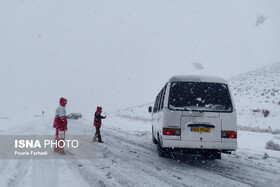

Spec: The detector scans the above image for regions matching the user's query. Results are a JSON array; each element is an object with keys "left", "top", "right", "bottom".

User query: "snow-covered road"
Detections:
[{"left": 0, "top": 112, "right": 280, "bottom": 187}]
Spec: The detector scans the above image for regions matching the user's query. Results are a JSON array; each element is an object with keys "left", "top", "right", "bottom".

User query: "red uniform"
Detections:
[
  {"left": 53, "top": 97, "right": 68, "bottom": 152},
  {"left": 92, "top": 107, "right": 106, "bottom": 142},
  {"left": 94, "top": 107, "right": 104, "bottom": 126}
]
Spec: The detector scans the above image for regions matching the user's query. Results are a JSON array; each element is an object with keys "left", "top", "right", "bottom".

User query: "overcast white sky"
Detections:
[{"left": 0, "top": 0, "right": 280, "bottom": 117}]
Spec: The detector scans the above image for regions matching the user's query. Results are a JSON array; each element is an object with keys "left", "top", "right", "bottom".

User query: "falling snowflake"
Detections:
[
  {"left": 255, "top": 14, "right": 266, "bottom": 26},
  {"left": 192, "top": 62, "right": 204, "bottom": 70}
]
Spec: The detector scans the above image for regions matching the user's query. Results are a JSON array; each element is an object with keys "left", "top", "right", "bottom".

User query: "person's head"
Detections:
[
  {"left": 97, "top": 106, "right": 102, "bottom": 113},
  {"left": 60, "top": 97, "right": 67, "bottom": 107}
]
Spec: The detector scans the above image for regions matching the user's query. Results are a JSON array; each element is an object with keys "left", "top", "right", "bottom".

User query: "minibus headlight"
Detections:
[
  {"left": 221, "top": 131, "right": 237, "bottom": 138},
  {"left": 163, "top": 128, "right": 181, "bottom": 136}
]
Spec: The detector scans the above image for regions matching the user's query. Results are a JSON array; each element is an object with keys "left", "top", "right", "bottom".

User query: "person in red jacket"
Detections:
[
  {"left": 53, "top": 97, "right": 68, "bottom": 153},
  {"left": 92, "top": 106, "right": 106, "bottom": 143}
]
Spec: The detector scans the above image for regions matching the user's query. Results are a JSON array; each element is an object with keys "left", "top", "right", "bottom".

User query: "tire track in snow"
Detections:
[
  {"left": 103, "top": 125, "right": 279, "bottom": 186},
  {"left": 101, "top": 131, "right": 246, "bottom": 187},
  {"left": 79, "top": 124, "right": 238, "bottom": 186},
  {"left": 103, "top": 117, "right": 280, "bottom": 186},
  {"left": 32, "top": 160, "right": 58, "bottom": 187},
  {"left": 70, "top": 118, "right": 280, "bottom": 186},
  {"left": 71, "top": 120, "right": 241, "bottom": 186},
  {"left": 69, "top": 123, "right": 180, "bottom": 186},
  {"left": 7, "top": 159, "right": 29, "bottom": 187},
  {"left": 0, "top": 160, "right": 9, "bottom": 175},
  {"left": 98, "top": 142, "right": 191, "bottom": 187},
  {"left": 59, "top": 133, "right": 126, "bottom": 187},
  {"left": 64, "top": 134, "right": 142, "bottom": 187},
  {"left": 66, "top": 154, "right": 119, "bottom": 187}
]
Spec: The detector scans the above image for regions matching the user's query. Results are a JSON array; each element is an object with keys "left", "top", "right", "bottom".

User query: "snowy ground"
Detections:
[{"left": 0, "top": 107, "right": 280, "bottom": 187}]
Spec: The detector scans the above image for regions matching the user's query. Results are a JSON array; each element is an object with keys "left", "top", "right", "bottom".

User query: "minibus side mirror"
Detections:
[{"left": 148, "top": 106, "right": 153, "bottom": 113}]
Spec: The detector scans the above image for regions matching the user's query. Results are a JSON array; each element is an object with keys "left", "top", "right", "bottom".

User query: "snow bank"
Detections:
[{"left": 266, "top": 140, "right": 280, "bottom": 151}]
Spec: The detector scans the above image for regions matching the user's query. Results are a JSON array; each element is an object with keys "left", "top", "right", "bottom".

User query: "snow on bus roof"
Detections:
[{"left": 168, "top": 75, "right": 228, "bottom": 84}]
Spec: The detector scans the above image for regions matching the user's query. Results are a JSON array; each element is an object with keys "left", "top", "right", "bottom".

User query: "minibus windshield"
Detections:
[{"left": 169, "top": 82, "right": 233, "bottom": 112}]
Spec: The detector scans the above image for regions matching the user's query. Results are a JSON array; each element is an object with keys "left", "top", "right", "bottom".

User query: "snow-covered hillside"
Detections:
[
  {"left": 229, "top": 62, "right": 280, "bottom": 131},
  {"left": 114, "top": 103, "right": 152, "bottom": 122}
]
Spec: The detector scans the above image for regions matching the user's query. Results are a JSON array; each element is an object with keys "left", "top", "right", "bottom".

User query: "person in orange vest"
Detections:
[
  {"left": 53, "top": 97, "right": 68, "bottom": 153},
  {"left": 92, "top": 106, "right": 106, "bottom": 143}
]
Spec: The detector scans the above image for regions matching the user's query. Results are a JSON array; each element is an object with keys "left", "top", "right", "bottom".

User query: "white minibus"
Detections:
[{"left": 149, "top": 75, "right": 237, "bottom": 159}]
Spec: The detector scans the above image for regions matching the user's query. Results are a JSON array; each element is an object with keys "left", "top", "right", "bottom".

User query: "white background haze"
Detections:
[{"left": 1, "top": 0, "right": 280, "bottom": 117}]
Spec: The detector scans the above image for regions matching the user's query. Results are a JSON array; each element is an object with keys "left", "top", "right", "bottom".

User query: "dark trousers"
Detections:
[{"left": 95, "top": 125, "right": 102, "bottom": 141}]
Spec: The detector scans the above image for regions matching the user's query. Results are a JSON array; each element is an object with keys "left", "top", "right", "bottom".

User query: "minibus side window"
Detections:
[
  {"left": 157, "top": 91, "right": 163, "bottom": 112},
  {"left": 154, "top": 84, "right": 168, "bottom": 113},
  {"left": 154, "top": 95, "right": 159, "bottom": 112},
  {"left": 159, "top": 85, "right": 167, "bottom": 110},
  {"left": 158, "top": 89, "right": 163, "bottom": 111}
]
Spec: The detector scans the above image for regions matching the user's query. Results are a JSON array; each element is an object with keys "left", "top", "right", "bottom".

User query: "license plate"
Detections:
[{"left": 191, "top": 127, "right": 210, "bottom": 133}]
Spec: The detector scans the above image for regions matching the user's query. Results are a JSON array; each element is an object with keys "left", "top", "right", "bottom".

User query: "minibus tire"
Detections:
[
  {"left": 157, "top": 135, "right": 171, "bottom": 158},
  {"left": 214, "top": 151, "right": 221, "bottom": 159},
  {"left": 152, "top": 126, "right": 158, "bottom": 144},
  {"left": 201, "top": 151, "right": 221, "bottom": 160}
]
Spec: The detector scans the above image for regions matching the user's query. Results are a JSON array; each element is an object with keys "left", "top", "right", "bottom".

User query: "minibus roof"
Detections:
[{"left": 168, "top": 75, "right": 228, "bottom": 84}]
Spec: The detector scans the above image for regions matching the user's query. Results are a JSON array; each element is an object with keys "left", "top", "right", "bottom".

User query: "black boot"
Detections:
[{"left": 98, "top": 140, "right": 104, "bottom": 143}]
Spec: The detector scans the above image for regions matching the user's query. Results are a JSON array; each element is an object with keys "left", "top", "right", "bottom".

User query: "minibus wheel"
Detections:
[
  {"left": 214, "top": 151, "right": 222, "bottom": 159},
  {"left": 157, "top": 135, "right": 171, "bottom": 158},
  {"left": 201, "top": 151, "right": 221, "bottom": 160},
  {"left": 152, "top": 126, "right": 158, "bottom": 144}
]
